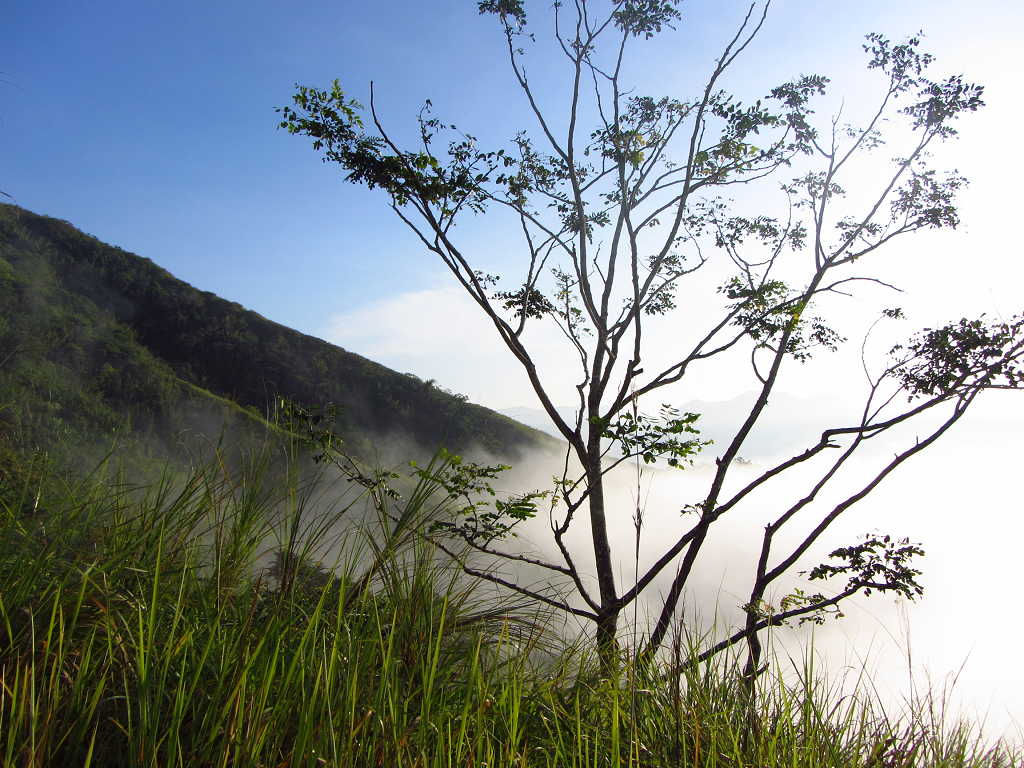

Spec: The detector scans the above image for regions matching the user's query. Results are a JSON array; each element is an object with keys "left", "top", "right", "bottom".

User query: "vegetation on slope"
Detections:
[{"left": 0, "top": 203, "right": 557, "bottom": 470}]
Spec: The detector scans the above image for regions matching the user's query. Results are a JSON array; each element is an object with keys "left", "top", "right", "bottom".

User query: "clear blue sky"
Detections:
[{"left": 4, "top": 0, "right": 1024, "bottom": 730}]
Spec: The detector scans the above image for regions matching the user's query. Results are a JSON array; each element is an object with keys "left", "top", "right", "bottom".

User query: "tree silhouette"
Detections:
[{"left": 281, "top": 0, "right": 1022, "bottom": 670}]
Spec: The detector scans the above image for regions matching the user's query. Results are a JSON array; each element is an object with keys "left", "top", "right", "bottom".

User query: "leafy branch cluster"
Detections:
[
  {"left": 747, "top": 533, "right": 926, "bottom": 630},
  {"left": 806, "top": 534, "right": 925, "bottom": 599},
  {"left": 891, "top": 315, "right": 1024, "bottom": 398},
  {"left": 593, "top": 405, "right": 707, "bottom": 467},
  {"left": 412, "top": 451, "right": 549, "bottom": 544}
]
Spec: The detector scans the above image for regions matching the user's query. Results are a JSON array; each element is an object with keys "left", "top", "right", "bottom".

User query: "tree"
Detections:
[{"left": 279, "top": 0, "right": 1023, "bottom": 670}]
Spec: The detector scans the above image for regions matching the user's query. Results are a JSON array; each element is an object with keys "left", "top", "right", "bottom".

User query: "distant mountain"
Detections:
[
  {"left": 0, "top": 204, "right": 559, "bottom": 463},
  {"left": 496, "top": 405, "right": 580, "bottom": 439},
  {"left": 677, "top": 392, "right": 855, "bottom": 460},
  {"left": 501, "top": 392, "right": 855, "bottom": 461}
]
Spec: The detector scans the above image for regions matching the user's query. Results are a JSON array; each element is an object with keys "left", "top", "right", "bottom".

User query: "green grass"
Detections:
[{"left": 0, "top": 442, "right": 1019, "bottom": 767}]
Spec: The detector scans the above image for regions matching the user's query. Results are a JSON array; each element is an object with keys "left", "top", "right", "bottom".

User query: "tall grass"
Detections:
[{"left": 0, "top": 442, "right": 1018, "bottom": 767}]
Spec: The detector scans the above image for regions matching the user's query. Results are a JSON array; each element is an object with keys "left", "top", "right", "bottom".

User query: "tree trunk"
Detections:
[{"left": 585, "top": 435, "right": 619, "bottom": 665}]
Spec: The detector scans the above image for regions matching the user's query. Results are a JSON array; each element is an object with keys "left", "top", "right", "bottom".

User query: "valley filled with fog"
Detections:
[{"left": 488, "top": 391, "right": 1024, "bottom": 735}]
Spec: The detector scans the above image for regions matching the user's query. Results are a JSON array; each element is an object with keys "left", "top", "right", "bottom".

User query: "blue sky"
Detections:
[
  {"left": 4, "top": 0, "right": 1024, "bottom": 731},
  {"left": 4, "top": 0, "right": 1022, "bottom": 367}
]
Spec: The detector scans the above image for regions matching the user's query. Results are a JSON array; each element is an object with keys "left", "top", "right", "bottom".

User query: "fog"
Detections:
[
  {"left": 474, "top": 391, "right": 1024, "bottom": 739},
  {"left": 322, "top": 272, "right": 1024, "bottom": 738}
]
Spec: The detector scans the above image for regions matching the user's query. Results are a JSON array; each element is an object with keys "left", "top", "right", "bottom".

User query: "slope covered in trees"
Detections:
[{"left": 0, "top": 203, "right": 557, "bottom": 469}]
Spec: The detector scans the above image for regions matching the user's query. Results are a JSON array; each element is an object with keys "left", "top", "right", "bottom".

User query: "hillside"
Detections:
[{"left": 0, "top": 204, "right": 559, "bottom": 466}]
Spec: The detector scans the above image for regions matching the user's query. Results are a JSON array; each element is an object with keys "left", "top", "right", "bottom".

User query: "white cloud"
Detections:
[
  {"left": 319, "top": 285, "right": 583, "bottom": 408},
  {"left": 322, "top": 286, "right": 490, "bottom": 358}
]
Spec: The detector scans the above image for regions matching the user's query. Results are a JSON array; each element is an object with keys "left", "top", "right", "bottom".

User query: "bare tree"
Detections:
[{"left": 279, "top": 0, "right": 1023, "bottom": 667}]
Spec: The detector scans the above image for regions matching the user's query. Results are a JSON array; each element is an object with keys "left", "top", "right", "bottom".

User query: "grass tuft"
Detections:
[{"left": 0, "top": 442, "right": 1019, "bottom": 767}]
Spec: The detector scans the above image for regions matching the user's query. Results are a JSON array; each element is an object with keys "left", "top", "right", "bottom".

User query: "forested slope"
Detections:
[{"left": 0, "top": 204, "right": 557, "bottom": 467}]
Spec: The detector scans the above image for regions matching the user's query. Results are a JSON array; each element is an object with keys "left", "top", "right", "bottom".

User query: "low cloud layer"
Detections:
[{"left": 486, "top": 391, "right": 1024, "bottom": 736}]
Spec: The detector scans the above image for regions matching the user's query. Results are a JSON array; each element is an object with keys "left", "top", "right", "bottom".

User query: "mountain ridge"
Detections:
[{"left": 0, "top": 203, "right": 560, "bottom": 462}]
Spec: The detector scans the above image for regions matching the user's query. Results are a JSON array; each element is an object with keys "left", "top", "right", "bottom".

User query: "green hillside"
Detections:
[{"left": 0, "top": 203, "right": 558, "bottom": 470}]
